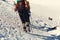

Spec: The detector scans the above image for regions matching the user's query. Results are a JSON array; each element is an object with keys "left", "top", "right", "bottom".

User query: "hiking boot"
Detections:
[
  {"left": 25, "top": 22, "right": 31, "bottom": 32},
  {"left": 23, "top": 27, "right": 27, "bottom": 32},
  {"left": 22, "top": 23, "right": 27, "bottom": 32}
]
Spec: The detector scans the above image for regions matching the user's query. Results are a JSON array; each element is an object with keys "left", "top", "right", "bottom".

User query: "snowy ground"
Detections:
[{"left": 0, "top": 0, "right": 60, "bottom": 40}]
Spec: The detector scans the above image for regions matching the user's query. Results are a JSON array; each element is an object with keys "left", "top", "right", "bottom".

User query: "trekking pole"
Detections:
[
  {"left": 30, "top": 13, "right": 34, "bottom": 33},
  {"left": 30, "top": 13, "right": 33, "bottom": 25}
]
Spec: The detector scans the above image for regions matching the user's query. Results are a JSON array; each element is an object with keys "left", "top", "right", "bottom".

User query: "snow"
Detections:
[{"left": 0, "top": 0, "right": 60, "bottom": 40}]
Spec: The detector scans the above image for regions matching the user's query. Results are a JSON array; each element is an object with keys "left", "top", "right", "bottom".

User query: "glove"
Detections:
[{"left": 14, "top": 5, "right": 17, "bottom": 11}]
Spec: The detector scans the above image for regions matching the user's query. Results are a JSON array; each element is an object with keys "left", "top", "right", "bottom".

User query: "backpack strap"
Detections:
[{"left": 14, "top": 4, "right": 18, "bottom": 11}]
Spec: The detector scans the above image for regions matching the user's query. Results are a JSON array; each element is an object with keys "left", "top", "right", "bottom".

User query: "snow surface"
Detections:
[{"left": 0, "top": 0, "right": 60, "bottom": 40}]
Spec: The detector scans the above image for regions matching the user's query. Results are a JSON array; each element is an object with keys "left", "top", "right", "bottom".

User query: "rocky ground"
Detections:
[{"left": 0, "top": 0, "right": 60, "bottom": 40}]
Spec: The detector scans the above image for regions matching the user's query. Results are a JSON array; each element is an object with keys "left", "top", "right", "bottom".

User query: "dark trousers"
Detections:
[{"left": 18, "top": 12, "right": 30, "bottom": 24}]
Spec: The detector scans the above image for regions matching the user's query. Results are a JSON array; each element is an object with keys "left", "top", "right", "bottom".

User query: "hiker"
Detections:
[{"left": 14, "top": 0, "right": 31, "bottom": 32}]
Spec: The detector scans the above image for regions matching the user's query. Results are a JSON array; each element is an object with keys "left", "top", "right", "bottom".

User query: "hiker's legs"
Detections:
[
  {"left": 18, "top": 12, "right": 30, "bottom": 32},
  {"left": 23, "top": 12, "right": 30, "bottom": 23},
  {"left": 23, "top": 12, "right": 31, "bottom": 32},
  {"left": 19, "top": 13, "right": 28, "bottom": 32}
]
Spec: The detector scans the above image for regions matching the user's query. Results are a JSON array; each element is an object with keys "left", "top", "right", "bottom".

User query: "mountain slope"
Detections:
[{"left": 0, "top": 0, "right": 60, "bottom": 40}]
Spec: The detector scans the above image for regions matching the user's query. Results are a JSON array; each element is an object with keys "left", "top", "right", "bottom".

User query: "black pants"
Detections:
[{"left": 18, "top": 12, "right": 30, "bottom": 24}]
